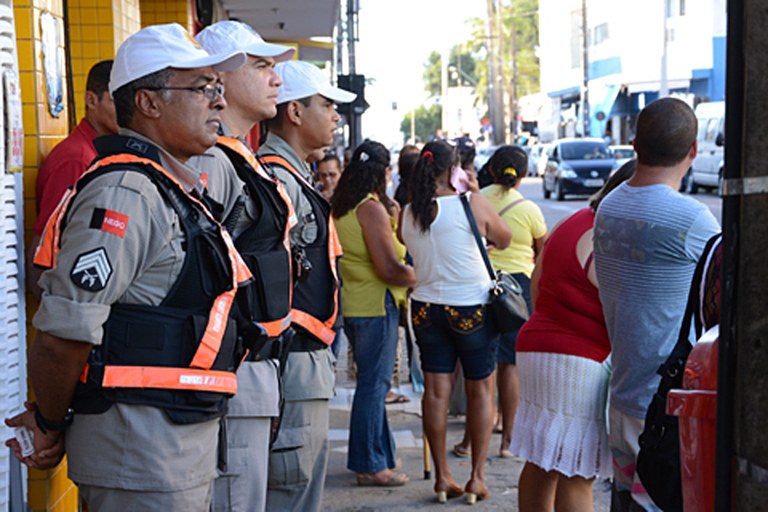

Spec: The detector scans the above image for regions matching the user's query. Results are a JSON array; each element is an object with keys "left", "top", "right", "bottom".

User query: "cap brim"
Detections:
[
  {"left": 244, "top": 41, "right": 296, "bottom": 63},
  {"left": 320, "top": 84, "right": 357, "bottom": 104},
  {"left": 175, "top": 50, "right": 246, "bottom": 73}
]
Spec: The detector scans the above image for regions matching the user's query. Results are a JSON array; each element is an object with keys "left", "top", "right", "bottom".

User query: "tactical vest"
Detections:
[
  {"left": 34, "top": 135, "right": 253, "bottom": 425},
  {"left": 258, "top": 153, "right": 341, "bottom": 347},
  {"left": 216, "top": 137, "right": 294, "bottom": 341}
]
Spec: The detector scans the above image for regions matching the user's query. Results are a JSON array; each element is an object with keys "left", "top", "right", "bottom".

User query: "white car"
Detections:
[{"left": 610, "top": 145, "right": 636, "bottom": 170}]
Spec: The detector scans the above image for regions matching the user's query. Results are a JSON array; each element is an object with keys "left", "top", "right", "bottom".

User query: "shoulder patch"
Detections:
[
  {"left": 70, "top": 248, "right": 112, "bottom": 292},
  {"left": 90, "top": 208, "right": 129, "bottom": 238}
]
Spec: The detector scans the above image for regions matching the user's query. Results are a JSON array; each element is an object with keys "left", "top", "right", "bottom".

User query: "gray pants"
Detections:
[
  {"left": 79, "top": 481, "right": 212, "bottom": 512},
  {"left": 211, "top": 416, "right": 271, "bottom": 512},
  {"left": 266, "top": 398, "right": 329, "bottom": 512}
]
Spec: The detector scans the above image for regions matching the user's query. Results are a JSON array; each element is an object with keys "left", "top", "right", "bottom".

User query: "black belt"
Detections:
[
  {"left": 288, "top": 331, "right": 329, "bottom": 353},
  {"left": 245, "top": 337, "right": 281, "bottom": 362}
]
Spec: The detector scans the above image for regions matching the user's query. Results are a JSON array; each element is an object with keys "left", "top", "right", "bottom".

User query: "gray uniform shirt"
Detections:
[
  {"left": 258, "top": 133, "right": 335, "bottom": 402},
  {"left": 34, "top": 129, "right": 219, "bottom": 491}
]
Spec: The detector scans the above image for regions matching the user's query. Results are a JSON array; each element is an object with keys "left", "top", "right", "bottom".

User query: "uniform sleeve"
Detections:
[
  {"left": 193, "top": 147, "right": 246, "bottom": 228},
  {"left": 33, "top": 172, "right": 176, "bottom": 345},
  {"left": 33, "top": 158, "right": 88, "bottom": 235}
]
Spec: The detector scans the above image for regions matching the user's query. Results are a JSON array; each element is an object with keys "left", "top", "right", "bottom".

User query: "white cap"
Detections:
[
  {"left": 110, "top": 23, "right": 246, "bottom": 94},
  {"left": 276, "top": 60, "right": 356, "bottom": 105},
  {"left": 196, "top": 21, "right": 295, "bottom": 62}
]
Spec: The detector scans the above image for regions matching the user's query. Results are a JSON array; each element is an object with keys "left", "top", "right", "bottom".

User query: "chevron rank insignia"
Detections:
[{"left": 70, "top": 248, "right": 112, "bottom": 292}]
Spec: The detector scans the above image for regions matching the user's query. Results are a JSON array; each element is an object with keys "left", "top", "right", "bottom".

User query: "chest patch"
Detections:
[
  {"left": 70, "top": 248, "right": 112, "bottom": 292},
  {"left": 90, "top": 208, "right": 129, "bottom": 238}
]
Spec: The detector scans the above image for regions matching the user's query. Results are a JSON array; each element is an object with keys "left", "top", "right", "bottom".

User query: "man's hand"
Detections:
[{"left": 5, "top": 401, "right": 66, "bottom": 469}]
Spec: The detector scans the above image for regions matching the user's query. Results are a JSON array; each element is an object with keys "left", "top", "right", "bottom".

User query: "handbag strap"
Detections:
[
  {"left": 498, "top": 198, "right": 527, "bottom": 217},
  {"left": 658, "top": 232, "right": 723, "bottom": 384},
  {"left": 459, "top": 193, "right": 496, "bottom": 281}
]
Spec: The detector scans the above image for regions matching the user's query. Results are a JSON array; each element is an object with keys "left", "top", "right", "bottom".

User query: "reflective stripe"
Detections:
[
  {"left": 290, "top": 309, "right": 335, "bottom": 346},
  {"left": 34, "top": 188, "right": 76, "bottom": 268},
  {"left": 258, "top": 153, "right": 341, "bottom": 344},
  {"left": 102, "top": 366, "right": 237, "bottom": 394},
  {"left": 261, "top": 314, "right": 293, "bottom": 338}
]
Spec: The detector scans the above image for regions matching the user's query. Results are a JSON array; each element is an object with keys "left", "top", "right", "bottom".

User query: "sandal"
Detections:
[
  {"left": 356, "top": 471, "right": 409, "bottom": 487},
  {"left": 385, "top": 392, "right": 410, "bottom": 404},
  {"left": 452, "top": 443, "right": 471, "bottom": 458}
]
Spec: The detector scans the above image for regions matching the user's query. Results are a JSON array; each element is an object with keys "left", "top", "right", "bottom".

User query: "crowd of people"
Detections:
[{"left": 3, "top": 16, "right": 721, "bottom": 512}]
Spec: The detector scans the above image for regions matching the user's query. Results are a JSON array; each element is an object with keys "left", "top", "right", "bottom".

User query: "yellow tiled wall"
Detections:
[
  {"left": 68, "top": 0, "right": 140, "bottom": 119},
  {"left": 140, "top": 0, "right": 191, "bottom": 31},
  {"left": 14, "top": 0, "right": 140, "bottom": 508}
]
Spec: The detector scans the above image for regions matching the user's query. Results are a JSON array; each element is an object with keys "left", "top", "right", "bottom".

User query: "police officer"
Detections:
[
  {"left": 258, "top": 61, "right": 355, "bottom": 512},
  {"left": 192, "top": 21, "right": 296, "bottom": 512},
  {"left": 6, "top": 24, "right": 248, "bottom": 511}
]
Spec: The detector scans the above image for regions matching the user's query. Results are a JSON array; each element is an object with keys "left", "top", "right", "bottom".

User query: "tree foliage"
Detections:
[
  {"left": 422, "top": 48, "right": 480, "bottom": 97},
  {"left": 399, "top": 103, "right": 443, "bottom": 143}
]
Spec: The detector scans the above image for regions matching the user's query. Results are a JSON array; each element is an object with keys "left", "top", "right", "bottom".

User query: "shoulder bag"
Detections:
[
  {"left": 459, "top": 193, "right": 529, "bottom": 333},
  {"left": 636, "top": 232, "right": 722, "bottom": 511}
]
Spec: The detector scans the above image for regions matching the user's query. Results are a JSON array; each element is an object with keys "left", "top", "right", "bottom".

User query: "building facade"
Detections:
[{"left": 537, "top": 0, "right": 726, "bottom": 143}]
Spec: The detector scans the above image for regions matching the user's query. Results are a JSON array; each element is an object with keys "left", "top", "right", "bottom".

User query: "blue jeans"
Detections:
[
  {"left": 497, "top": 273, "right": 532, "bottom": 364},
  {"left": 345, "top": 292, "right": 399, "bottom": 473}
]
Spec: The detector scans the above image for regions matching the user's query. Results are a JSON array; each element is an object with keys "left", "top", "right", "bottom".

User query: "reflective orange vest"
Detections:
[
  {"left": 258, "top": 153, "right": 342, "bottom": 346},
  {"left": 35, "top": 137, "right": 253, "bottom": 423},
  {"left": 216, "top": 136, "right": 296, "bottom": 340}
]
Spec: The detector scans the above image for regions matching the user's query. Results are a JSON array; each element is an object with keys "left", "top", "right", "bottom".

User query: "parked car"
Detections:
[
  {"left": 474, "top": 145, "right": 499, "bottom": 173},
  {"left": 610, "top": 144, "right": 636, "bottom": 170},
  {"left": 527, "top": 143, "right": 550, "bottom": 177},
  {"left": 688, "top": 101, "right": 725, "bottom": 194},
  {"left": 542, "top": 138, "right": 616, "bottom": 201}
]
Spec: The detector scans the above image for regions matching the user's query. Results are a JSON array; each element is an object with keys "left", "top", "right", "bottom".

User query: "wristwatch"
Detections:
[{"left": 35, "top": 407, "right": 74, "bottom": 434}]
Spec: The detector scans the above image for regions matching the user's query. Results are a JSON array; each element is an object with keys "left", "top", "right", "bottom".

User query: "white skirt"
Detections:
[{"left": 510, "top": 351, "right": 612, "bottom": 479}]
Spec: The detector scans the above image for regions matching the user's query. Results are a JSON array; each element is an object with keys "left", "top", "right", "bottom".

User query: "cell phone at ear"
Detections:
[{"left": 451, "top": 166, "right": 469, "bottom": 193}]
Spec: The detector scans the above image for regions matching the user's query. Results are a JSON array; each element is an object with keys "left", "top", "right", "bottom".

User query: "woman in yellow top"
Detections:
[
  {"left": 483, "top": 145, "right": 547, "bottom": 457},
  {"left": 331, "top": 140, "right": 417, "bottom": 487}
]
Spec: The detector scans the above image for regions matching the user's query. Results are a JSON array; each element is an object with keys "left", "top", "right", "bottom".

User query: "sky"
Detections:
[{"left": 353, "top": 0, "right": 487, "bottom": 148}]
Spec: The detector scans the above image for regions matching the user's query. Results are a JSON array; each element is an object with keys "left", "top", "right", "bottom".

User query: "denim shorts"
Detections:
[
  {"left": 497, "top": 273, "right": 532, "bottom": 365},
  {"left": 411, "top": 300, "right": 498, "bottom": 380}
]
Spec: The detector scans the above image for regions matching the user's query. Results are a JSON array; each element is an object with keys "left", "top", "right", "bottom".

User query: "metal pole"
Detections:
[
  {"left": 660, "top": 0, "right": 669, "bottom": 97},
  {"left": 715, "top": 0, "right": 743, "bottom": 508},
  {"left": 510, "top": 1, "right": 518, "bottom": 138},
  {"left": 581, "top": 0, "right": 589, "bottom": 137},
  {"left": 346, "top": 0, "right": 361, "bottom": 150}
]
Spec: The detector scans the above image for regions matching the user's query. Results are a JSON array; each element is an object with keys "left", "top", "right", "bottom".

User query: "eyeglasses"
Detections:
[{"left": 143, "top": 83, "right": 225, "bottom": 101}]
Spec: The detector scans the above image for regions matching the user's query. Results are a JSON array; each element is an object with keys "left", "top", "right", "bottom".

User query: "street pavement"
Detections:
[{"left": 322, "top": 340, "right": 612, "bottom": 511}]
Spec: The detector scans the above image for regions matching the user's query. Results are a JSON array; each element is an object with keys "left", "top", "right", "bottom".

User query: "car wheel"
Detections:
[
  {"left": 555, "top": 179, "right": 565, "bottom": 201},
  {"left": 684, "top": 169, "right": 698, "bottom": 194},
  {"left": 542, "top": 178, "right": 551, "bottom": 199}
]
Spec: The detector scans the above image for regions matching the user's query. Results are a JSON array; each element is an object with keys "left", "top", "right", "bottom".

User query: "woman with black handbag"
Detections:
[{"left": 399, "top": 140, "right": 511, "bottom": 504}]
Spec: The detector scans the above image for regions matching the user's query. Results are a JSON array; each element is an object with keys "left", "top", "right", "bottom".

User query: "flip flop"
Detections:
[{"left": 356, "top": 471, "right": 409, "bottom": 487}]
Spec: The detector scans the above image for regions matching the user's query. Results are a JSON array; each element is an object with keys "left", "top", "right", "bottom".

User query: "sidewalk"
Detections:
[{"left": 321, "top": 335, "right": 612, "bottom": 511}]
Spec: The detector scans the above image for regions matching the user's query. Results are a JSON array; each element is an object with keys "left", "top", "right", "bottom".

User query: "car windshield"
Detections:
[
  {"left": 561, "top": 142, "right": 610, "bottom": 160},
  {"left": 613, "top": 148, "right": 634, "bottom": 159}
]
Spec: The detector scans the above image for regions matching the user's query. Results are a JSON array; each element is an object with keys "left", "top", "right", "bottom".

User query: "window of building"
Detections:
[{"left": 593, "top": 23, "right": 609, "bottom": 45}]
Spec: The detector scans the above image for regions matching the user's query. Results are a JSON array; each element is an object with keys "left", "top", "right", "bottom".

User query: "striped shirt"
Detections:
[{"left": 594, "top": 183, "right": 720, "bottom": 418}]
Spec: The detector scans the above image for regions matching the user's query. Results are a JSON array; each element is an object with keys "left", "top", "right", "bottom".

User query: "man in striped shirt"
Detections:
[{"left": 593, "top": 97, "right": 720, "bottom": 511}]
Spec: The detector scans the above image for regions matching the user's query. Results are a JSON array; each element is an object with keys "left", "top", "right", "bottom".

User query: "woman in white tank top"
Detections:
[{"left": 398, "top": 140, "right": 511, "bottom": 504}]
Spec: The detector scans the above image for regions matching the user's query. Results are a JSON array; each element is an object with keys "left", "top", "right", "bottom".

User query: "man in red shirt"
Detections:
[{"left": 28, "top": 60, "right": 118, "bottom": 297}]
